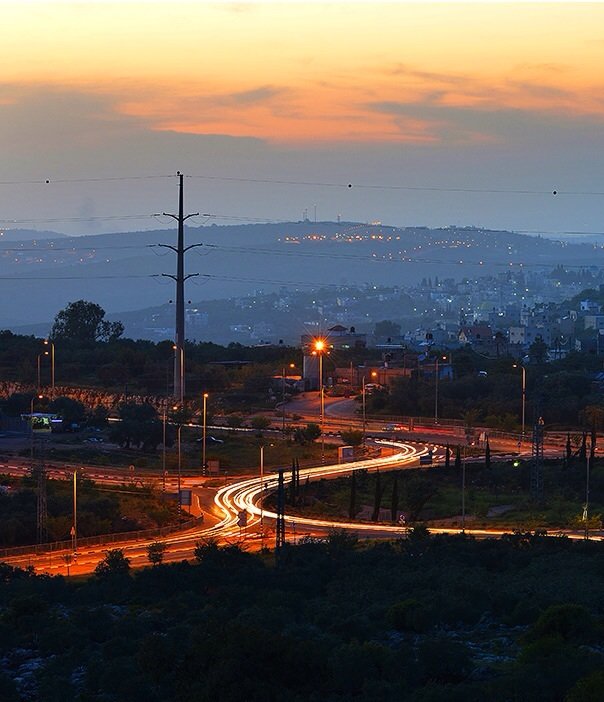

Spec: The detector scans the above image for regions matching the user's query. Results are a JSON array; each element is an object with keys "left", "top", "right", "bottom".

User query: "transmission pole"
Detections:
[
  {"left": 276, "top": 469, "right": 286, "bottom": 551},
  {"left": 159, "top": 172, "right": 200, "bottom": 402}
]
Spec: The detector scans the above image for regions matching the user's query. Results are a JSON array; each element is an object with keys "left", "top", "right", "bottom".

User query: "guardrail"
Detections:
[{"left": 0, "top": 516, "right": 203, "bottom": 560}]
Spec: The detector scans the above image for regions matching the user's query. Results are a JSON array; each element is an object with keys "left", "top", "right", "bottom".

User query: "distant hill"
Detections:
[
  {"left": 0, "top": 228, "right": 68, "bottom": 241},
  {"left": 2, "top": 220, "right": 604, "bottom": 331}
]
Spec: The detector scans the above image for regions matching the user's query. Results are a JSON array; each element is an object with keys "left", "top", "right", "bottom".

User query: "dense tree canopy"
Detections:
[{"left": 50, "top": 300, "right": 124, "bottom": 343}]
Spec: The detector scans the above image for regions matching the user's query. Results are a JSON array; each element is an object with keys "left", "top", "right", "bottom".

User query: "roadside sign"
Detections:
[{"left": 237, "top": 510, "right": 248, "bottom": 527}]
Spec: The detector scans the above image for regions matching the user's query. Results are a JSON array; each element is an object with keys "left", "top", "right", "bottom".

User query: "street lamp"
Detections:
[
  {"left": 435, "top": 355, "right": 447, "bottom": 424},
  {"left": 313, "top": 339, "right": 326, "bottom": 463},
  {"left": 202, "top": 392, "right": 209, "bottom": 473},
  {"left": 172, "top": 343, "right": 184, "bottom": 405},
  {"left": 162, "top": 399, "right": 167, "bottom": 492},
  {"left": 29, "top": 393, "right": 43, "bottom": 461},
  {"left": 37, "top": 351, "right": 49, "bottom": 393},
  {"left": 512, "top": 363, "right": 526, "bottom": 439},
  {"left": 43, "top": 339, "right": 55, "bottom": 395},
  {"left": 584, "top": 436, "right": 591, "bottom": 540},
  {"left": 172, "top": 404, "right": 182, "bottom": 518},
  {"left": 281, "top": 363, "right": 295, "bottom": 435},
  {"left": 362, "top": 376, "right": 367, "bottom": 442},
  {"left": 72, "top": 469, "right": 77, "bottom": 553}
]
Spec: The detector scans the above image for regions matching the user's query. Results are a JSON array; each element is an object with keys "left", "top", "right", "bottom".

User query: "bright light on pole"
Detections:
[
  {"left": 314, "top": 340, "right": 326, "bottom": 464},
  {"left": 44, "top": 340, "right": 55, "bottom": 395},
  {"left": 435, "top": 355, "right": 446, "bottom": 425}
]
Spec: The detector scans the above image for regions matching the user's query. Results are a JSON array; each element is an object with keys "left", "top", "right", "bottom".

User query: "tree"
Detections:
[
  {"left": 445, "top": 444, "right": 451, "bottom": 470},
  {"left": 47, "top": 396, "right": 86, "bottom": 427},
  {"left": 374, "top": 320, "right": 401, "bottom": 338},
  {"left": 50, "top": 300, "right": 124, "bottom": 343},
  {"left": 566, "top": 433, "right": 572, "bottom": 466},
  {"left": 529, "top": 335, "right": 548, "bottom": 365},
  {"left": 485, "top": 436, "right": 491, "bottom": 470},
  {"left": 294, "top": 423, "right": 321, "bottom": 444},
  {"left": 146, "top": 541, "right": 167, "bottom": 566},
  {"left": 110, "top": 402, "right": 161, "bottom": 450},
  {"left": 340, "top": 430, "right": 364, "bottom": 447},
  {"left": 94, "top": 548, "right": 131, "bottom": 577},
  {"left": 455, "top": 445, "right": 461, "bottom": 471},
  {"left": 250, "top": 415, "right": 271, "bottom": 435}
]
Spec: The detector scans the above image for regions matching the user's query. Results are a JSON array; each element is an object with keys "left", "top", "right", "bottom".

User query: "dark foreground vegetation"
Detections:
[{"left": 2, "top": 533, "right": 604, "bottom": 701}]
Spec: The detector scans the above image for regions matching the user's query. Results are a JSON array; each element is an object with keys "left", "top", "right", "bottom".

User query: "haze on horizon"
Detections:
[{"left": 1, "top": 1, "right": 604, "bottom": 238}]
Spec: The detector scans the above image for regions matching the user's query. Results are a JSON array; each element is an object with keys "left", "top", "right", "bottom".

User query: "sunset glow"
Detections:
[{"left": 3, "top": 2, "right": 604, "bottom": 144}]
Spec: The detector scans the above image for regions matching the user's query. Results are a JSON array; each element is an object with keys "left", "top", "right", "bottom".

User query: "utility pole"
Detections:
[
  {"left": 159, "top": 173, "right": 200, "bottom": 403},
  {"left": 276, "top": 469, "right": 286, "bottom": 551}
]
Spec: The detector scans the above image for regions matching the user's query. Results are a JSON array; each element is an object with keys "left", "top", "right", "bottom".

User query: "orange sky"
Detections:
[{"left": 3, "top": 2, "right": 604, "bottom": 144}]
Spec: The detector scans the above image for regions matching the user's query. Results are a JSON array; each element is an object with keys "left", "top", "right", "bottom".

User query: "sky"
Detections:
[{"left": 1, "top": 0, "right": 604, "bottom": 236}]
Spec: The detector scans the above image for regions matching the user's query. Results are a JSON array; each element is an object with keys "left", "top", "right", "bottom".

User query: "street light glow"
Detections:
[{"left": 314, "top": 339, "right": 325, "bottom": 352}]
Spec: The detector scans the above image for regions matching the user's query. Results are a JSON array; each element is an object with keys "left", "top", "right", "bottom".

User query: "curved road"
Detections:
[{"left": 2, "top": 441, "right": 426, "bottom": 575}]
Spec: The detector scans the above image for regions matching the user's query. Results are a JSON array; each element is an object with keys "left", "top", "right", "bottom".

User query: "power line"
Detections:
[
  {"left": 0, "top": 174, "right": 174, "bottom": 186},
  {"left": 188, "top": 174, "right": 604, "bottom": 197}
]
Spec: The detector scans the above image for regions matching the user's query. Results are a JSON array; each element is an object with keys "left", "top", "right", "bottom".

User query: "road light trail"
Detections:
[{"left": 213, "top": 441, "right": 425, "bottom": 538}]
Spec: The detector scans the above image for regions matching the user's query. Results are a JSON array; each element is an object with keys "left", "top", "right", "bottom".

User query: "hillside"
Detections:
[{"left": 2, "top": 221, "right": 604, "bottom": 331}]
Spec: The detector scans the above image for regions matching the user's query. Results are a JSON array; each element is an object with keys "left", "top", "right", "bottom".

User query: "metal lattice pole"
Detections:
[{"left": 276, "top": 469, "right": 286, "bottom": 550}]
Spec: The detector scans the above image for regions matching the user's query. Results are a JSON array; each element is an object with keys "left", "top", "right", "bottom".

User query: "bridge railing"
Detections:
[{"left": 0, "top": 516, "right": 203, "bottom": 560}]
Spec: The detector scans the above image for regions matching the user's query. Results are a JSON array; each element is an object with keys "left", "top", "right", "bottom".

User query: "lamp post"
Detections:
[
  {"left": 72, "top": 469, "right": 77, "bottom": 553},
  {"left": 162, "top": 399, "right": 167, "bottom": 492},
  {"left": 513, "top": 363, "right": 526, "bottom": 439},
  {"left": 37, "top": 351, "right": 48, "bottom": 393},
  {"left": 281, "top": 364, "right": 294, "bottom": 435},
  {"left": 584, "top": 437, "right": 591, "bottom": 540},
  {"left": 202, "top": 392, "right": 209, "bottom": 473},
  {"left": 172, "top": 344, "right": 185, "bottom": 405},
  {"left": 362, "top": 377, "right": 367, "bottom": 442},
  {"left": 172, "top": 404, "right": 182, "bottom": 519},
  {"left": 314, "top": 339, "right": 326, "bottom": 463},
  {"left": 43, "top": 339, "right": 55, "bottom": 395},
  {"left": 435, "top": 354, "right": 446, "bottom": 425},
  {"left": 29, "top": 393, "right": 43, "bottom": 462}
]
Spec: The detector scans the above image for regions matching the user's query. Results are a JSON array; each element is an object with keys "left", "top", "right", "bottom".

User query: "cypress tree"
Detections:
[
  {"left": 349, "top": 470, "right": 357, "bottom": 520},
  {"left": 455, "top": 445, "right": 461, "bottom": 471},
  {"left": 580, "top": 432, "right": 587, "bottom": 462},
  {"left": 390, "top": 474, "right": 399, "bottom": 522},
  {"left": 566, "top": 433, "right": 572, "bottom": 463},
  {"left": 445, "top": 444, "right": 450, "bottom": 470},
  {"left": 296, "top": 458, "right": 301, "bottom": 492},
  {"left": 371, "top": 470, "right": 383, "bottom": 522},
  {"left": 485, "top": 436, "right": 491, "bottom": 471}
]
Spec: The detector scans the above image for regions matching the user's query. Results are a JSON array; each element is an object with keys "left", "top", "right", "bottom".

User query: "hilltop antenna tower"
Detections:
[{"left": 158, "top": 173, "right": 200, "bottom": 402}]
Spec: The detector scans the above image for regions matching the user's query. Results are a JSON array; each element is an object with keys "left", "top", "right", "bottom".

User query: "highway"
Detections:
[{"left": 1, "top": 441, "right": 428, "bottom": 575}]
